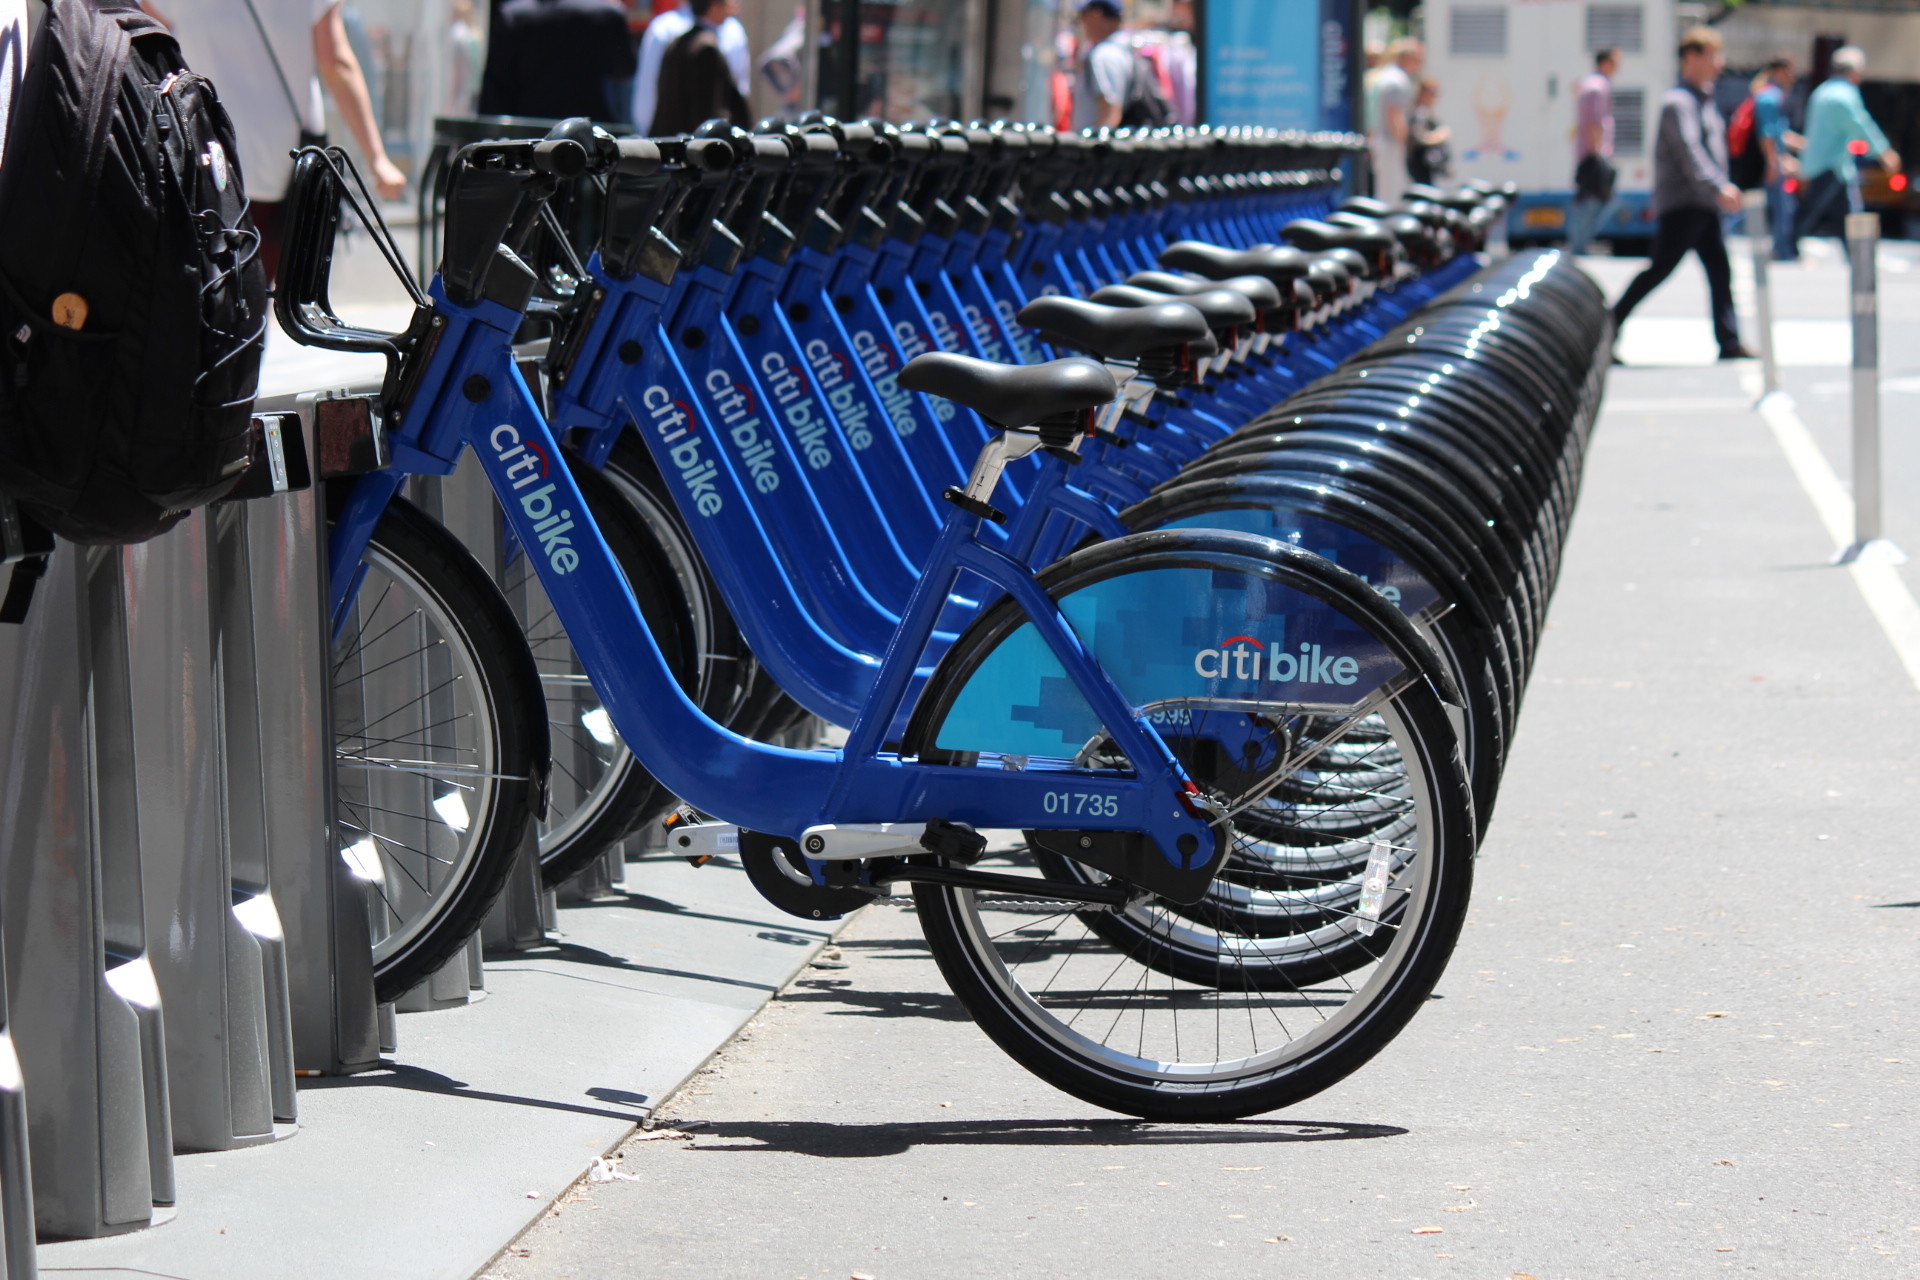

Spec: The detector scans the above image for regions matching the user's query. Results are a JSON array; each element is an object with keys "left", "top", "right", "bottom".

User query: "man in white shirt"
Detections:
[
  {"left": 631, "top": 0, "right": 748, "bottom": 134},
  {"left": 155, "top": 0, "right": 403, "bottom": 277},
  {"left": 1369, "top": 37, "right": 1421, "bottom": 203},
  {"left": 1071, "top": 0, "right": 1133, "bottom": 131}
]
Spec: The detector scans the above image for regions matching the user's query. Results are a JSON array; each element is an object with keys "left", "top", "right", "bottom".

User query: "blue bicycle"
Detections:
[{"left": 282, "top": 131, "right": 1476, "bottom": 1119}]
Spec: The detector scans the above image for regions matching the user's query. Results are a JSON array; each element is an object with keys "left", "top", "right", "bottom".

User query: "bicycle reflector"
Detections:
[
  {"left": 1850, "top": 139, "right": 1871, "bottom": 155},
  {"left": 1894, "top": 174, "right": 1910, "bottom": 192}
]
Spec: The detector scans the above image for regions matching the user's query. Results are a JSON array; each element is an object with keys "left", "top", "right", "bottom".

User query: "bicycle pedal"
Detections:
[{"left": 919, "top": 818, "right": 987, "bottom": 864}]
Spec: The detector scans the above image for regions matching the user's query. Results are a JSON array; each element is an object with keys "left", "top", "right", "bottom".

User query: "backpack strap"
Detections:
[
  {"left": 239, "top": 0, "right": 324, "bottom": 145},
  {"left": 0, "top": 553, "right": 46, "bottom": 624},
  {"left": 0, "top": 493, "right": 52, "bottom": 624}
]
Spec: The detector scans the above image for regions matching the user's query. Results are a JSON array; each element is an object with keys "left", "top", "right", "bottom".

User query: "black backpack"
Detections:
[
  {"left": 1727, "top": 93, "right": 1767, "bottom": 191},
  {"left": 0, "top": 0, "right": 266, "bottom": 546},
  {"left": 1119, "top": 49, "right": 1173, "bottom": 129}
]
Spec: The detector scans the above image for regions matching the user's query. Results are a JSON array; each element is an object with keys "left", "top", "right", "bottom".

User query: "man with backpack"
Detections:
[
  {"left": 1609, "top": 26, "right": 1750, "bottom": 362},
  {"left": 1726, "top": 57, "right": 1801, "bottom": 260},
  {"left": 649, "top": 0, "right": 748, "bottom": 135},
  {"left": 1070, "top": 0, "right": 1167, "bottom": 131}
]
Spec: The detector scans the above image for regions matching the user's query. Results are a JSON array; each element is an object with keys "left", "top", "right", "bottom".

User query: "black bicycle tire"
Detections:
[
  {"left": 902, "top": 531, "right": 1475, "bottom": 1119},
  {"left": 913, "top": 671, "right": 1472, "bottom": 1121},
  {"left": 341, "top": 497, "right": 549, "bottom": 1004}
]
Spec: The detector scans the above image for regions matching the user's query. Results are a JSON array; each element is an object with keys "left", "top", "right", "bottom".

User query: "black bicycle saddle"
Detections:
[
  {"left": 1015, "top": 296, "right": 1210, "bottom": 360},
  {"left": 1126, "top": 270, "right": 1282, "bottom": 315},
  {"left": 1158, "top": 241, "right": 1310, "bottom": 286},
  {"left": 1339, "top": 196, "right": 1395, "bottom": 218},
  {"left": 897, "top": 353, "right": 1115, "bottom": 429},
  {"left": 1305, "top": 257, "right": 1351, "bottom": 300},
  {"left": 1321, "top": 246, "right": 1373, "bottom": 283},
  {"left": 1089, "top": 283, "right": 1256, "bottom": 332}
]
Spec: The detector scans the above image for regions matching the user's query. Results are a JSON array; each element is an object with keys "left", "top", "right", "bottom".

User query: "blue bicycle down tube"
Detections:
[
  {"left": 550, "top": 265, "right": 898, "bottom": 724},
  {"left": 768, "top": 237, "right": 947, "bottom": 558},
  {"left": 662, "top": 251, "right": 912, "bottom": 652},
  {"left": 720, "top": 247, "right": 933, "bottom": 613}
]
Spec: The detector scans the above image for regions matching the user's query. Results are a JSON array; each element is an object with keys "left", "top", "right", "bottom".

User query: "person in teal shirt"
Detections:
[{"left": 1794, "top": 46, "right": 1901, "bottom": 243}]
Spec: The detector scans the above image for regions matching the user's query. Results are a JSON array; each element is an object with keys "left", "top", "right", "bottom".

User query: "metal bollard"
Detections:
[
  {"left": 0, "top": 546, "right": 173, "bottom": 1237},
  {"left": 252, "top": 391, "right": 382, "bottom": 1076},
  {"left": 124, "top": 511, "right": 294, "bottom": 1153},
  {"left": 1743, "top": 189, "right": 1780, "bottom": 398},
  {"left": 1838, "top": 212, "right": 1907, "bottom": 565}
]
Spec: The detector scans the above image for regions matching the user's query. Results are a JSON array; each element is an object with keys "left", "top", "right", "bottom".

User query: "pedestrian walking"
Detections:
[
  {"left": 1567, "top": 48, "right": 1619, "bottom": 255},
  {"left": 157, "top": 0, "right": 404, "bottom": 281},
  {"left": 1369, "top": 37, "right": 1421, "bottom": 204},
  {"left": 1793, "top": 46, "right": 1900, "bottom": 243},
  {"left": 1070, "top": 0, "right": 1132, "bottom": 131},
  {"left": 650, "top": 0, "right": 749, "bottom": 135},
  {"left": 1406, "top": 77, "right": 1451, "bottom": 186},
  {"left": 1752, "top": 58, "right": 1802, "bottom": 260},
  {"left": 478, "top": 0, "right": 636, "bottom": 122},
  {"left": 1610, "top": 26, "right": 1750, "bottom": 361},
  {"left": 631, "top": 0, "right": 749, "bottom": 135}
]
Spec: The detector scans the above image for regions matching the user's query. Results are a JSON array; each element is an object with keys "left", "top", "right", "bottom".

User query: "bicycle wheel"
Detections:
[
  {"left": 505, "top": 452, "right": 709, "bottom": 886},
  {"left": 903, "top": 530, "right": 1475, "bottom": 1120},
  {"left": 331, "top": 496, "right": 547, "bottom": 1003}
]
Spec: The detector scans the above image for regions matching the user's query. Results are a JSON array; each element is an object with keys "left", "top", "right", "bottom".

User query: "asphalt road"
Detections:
[{"left": 484, "top": 286, "right": 1920, "bottom": 1280}]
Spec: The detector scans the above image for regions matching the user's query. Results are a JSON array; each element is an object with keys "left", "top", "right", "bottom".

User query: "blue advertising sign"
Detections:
[{"left": 1204, "top": 0, "right": 1353, "bottom": 132}]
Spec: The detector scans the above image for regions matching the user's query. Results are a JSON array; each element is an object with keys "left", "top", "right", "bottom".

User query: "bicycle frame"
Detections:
[{"left": 327, "top": 277, "right": 1223, "bottom": 893}]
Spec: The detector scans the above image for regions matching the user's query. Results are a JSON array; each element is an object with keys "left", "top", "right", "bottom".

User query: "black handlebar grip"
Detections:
[
  {"left": 613, "top": 138, "right": 662, "bottom": 176},
  {"left": 532, "top": 139, "right": 588, "bottom": 176},
  {"left": 682, "top": 137, "right": 735, "bottom": 172}
]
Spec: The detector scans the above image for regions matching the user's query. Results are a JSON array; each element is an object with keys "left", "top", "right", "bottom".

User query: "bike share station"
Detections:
[{"left": 0, "top": 109, "right": 1635, "bottom": 1278}]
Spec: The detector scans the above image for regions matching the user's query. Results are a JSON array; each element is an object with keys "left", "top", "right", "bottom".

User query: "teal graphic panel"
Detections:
[{"left": 935, "top": 566, "right": 1405, "bottom": 759}]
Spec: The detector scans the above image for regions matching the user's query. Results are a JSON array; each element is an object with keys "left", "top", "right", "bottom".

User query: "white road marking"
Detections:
[{"left": 1740, "top": 365, "right": 1920, "bottom": 692}]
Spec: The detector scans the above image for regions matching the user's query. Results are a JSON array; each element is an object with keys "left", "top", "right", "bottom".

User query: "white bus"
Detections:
[{"left": 1421, "top": 0, "right": 1677, "bottom": 247}]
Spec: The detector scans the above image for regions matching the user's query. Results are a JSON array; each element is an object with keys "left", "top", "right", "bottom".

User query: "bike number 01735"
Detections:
[{"left": 1042, "top": 790, "right": 1120, "bottom": 818}]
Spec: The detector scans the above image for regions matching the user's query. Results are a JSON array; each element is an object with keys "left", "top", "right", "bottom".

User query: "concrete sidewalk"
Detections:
[
  {"left": 35, "top": 843, "right": 849, "bottom": 1280},
  {"left": 480, "top": 275, "right": 1920, "bottom": 1278}
]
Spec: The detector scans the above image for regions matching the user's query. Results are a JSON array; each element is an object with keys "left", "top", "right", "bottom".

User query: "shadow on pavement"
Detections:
[
  {"left": 672, "top": 1116, "right": 1407, "bottom": 1158},
  {"left": 774, "top": 978, "right": 974, "bottom": 1021},
  {"left": 301, "top": 1063, "right": 646, "bottom": 1123}
]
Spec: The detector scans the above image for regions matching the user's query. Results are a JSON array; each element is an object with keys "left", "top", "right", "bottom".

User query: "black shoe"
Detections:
[{"left": 1719, "top": 345, "right": 1758, "bottom": 361}]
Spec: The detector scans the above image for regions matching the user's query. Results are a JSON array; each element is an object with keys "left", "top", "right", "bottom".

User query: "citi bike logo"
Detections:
[
  {"left": 490, "top": 425, "right": 580, "bottom": 574},
  {"left": 960, "top": 302, "right": 1009, "bottom": 363},
  {"left": 893, "top": 319, "right": 931, "bottom": 359},
  {"left": 1192, "top": 634, "right": 1360, "bottom": 686},
  {"left": 922, "top": 307, "right": 966, "bottom": 356},
  {"left": 794, "top": 342, "right": 875, "bottom": 451},
  {"left": 994, "top": 296, "right": 1040, "bottom": 364},
  {"left": 640, "top": 385, "right": 723, "bottom": 517},
  {"left": 849, "top": 329, "right": 922, "bottom": 434},
  {"left": 883, "top": 322, "right": 954, "bottom": 423},
  {"left": 756, "top": 350, "right": 837, "bottom": 469},
  {"left": 702, "top": 368, "right": 782, "bottom": 495}
]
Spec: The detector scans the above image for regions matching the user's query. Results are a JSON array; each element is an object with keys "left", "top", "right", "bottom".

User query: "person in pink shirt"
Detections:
[{"left": 1568, "top": 48, "right": 1619, "bottom": 254}]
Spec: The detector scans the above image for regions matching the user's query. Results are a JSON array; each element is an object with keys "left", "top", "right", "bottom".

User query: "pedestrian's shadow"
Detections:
[{"left": 669, "top": 1116, "right": 1405, "bottom": 1158}]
